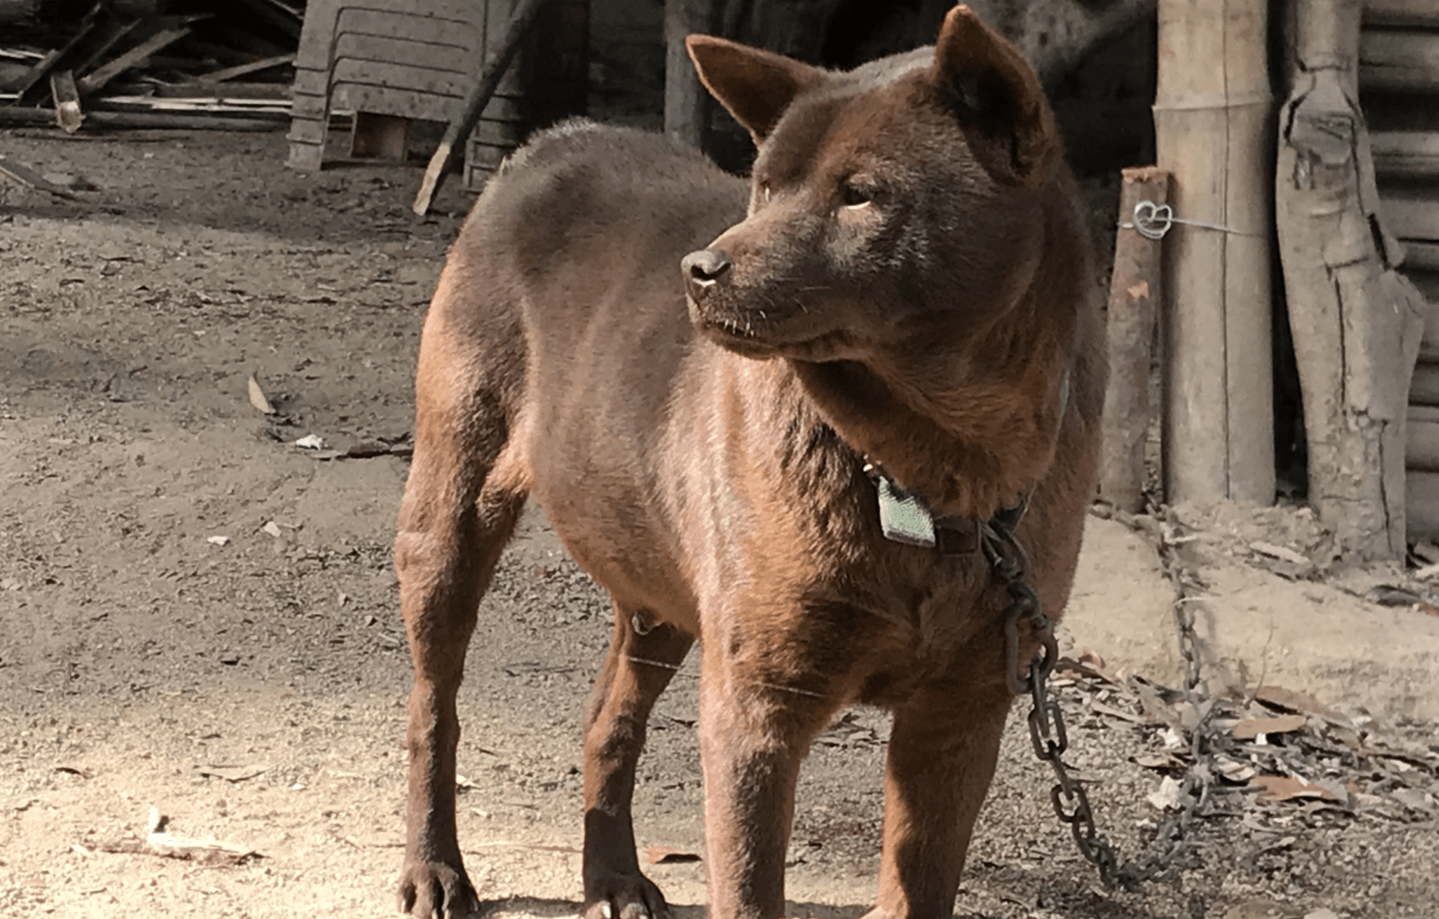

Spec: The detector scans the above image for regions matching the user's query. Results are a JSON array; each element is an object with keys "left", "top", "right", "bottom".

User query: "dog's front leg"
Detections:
[
  {"left": 697, "top": 642, "right": 838, "bottom": 919},
  {"left": 867, "top": 681, "right": 1012, "bottom": 919},
  {"left": 582, "top": 605, "right": 693, "bottom": 919}
]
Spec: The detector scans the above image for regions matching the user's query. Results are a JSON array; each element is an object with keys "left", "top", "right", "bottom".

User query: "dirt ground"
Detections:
[{"left": 2, "top": 129, "right": 1437, "bottom": 919}]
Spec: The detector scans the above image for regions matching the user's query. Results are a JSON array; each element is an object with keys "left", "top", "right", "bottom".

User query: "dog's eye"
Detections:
[
  {"left": 756, "top": 180, "right": 772, "bottom": 203},
  {"left": 840, "top": 182, "right": 872, "bottom": 208}
]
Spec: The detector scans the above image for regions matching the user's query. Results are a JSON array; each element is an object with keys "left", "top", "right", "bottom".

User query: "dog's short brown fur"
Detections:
[{"left": 395, "top": 6, "right": 1104, "bottom": 919}]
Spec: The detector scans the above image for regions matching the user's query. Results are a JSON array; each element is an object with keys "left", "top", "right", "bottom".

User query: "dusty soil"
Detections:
[{"left": 2, "top": 129, "right": 1437, "bottom": 919}]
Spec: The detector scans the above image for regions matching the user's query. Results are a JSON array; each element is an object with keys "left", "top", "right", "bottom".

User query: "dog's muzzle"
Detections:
[{"left": 681, "top": 248, "right": 733, "bottom": 302}]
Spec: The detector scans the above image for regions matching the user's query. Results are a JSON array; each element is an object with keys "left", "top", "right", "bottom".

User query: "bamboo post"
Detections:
[
  {"left": 1154, "top": 0, "right": 1276, "bottom": 506},
  {"left": 1101, "top": 166, "right": 1170, "bottom": 513},
  {"left": 1275, "top": 0, "right": 1429, "bottom": 559},
  {"left": 665, "top": 0, "right": 714, "bottom": 148}
]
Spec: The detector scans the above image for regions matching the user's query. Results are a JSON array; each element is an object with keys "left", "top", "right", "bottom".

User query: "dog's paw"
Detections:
[
  {"left": 583, "top": 871, "right": 671, "bottom": 919},
  {"left": 397, "top": 859, "right": 481, "bottom": 919}
]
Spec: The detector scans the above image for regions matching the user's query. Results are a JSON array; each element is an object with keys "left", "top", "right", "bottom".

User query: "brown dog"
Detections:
[{"left": 394, "top": 5, "right": 1103, "bottom": 918}]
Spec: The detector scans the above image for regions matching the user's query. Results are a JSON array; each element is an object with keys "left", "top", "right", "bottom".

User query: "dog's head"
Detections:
[{"left": 681, "top": 4, "right": 1063, "bottom": 364}]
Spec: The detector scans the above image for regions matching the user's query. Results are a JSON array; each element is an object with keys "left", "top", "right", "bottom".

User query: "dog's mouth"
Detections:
[{"left": 689, "top": 298, "right": 852, "bottom": 361}]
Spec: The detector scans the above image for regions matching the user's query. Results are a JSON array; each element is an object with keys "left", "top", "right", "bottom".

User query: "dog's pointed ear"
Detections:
[
  {"left": 687, "top": 35, "right": 827, "bottom": 145},
  {"left": 933, "top": 5, "right": 1059, "bottom": 187}
]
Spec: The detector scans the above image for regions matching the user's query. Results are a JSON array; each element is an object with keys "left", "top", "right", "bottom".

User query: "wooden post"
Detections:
[
  {"left": 412, "top": 0, "right": 549, "bottom": 216},
  {"left": 1154, "top": 0, "right": 1276, "bottom": 506},
  {"left": 1275, "top": 0, "right": 1429, "bottom": 559},
  {"left": 1101, "top": 167, "right": 1170, "bottom": 513},
  {"left": 665, "top": 0, "right": 713, "bottom": 148}
]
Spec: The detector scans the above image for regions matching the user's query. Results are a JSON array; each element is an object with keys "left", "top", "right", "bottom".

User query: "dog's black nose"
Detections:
[{"left": 681, "top": 249, "right": 733, "bottom": 300}]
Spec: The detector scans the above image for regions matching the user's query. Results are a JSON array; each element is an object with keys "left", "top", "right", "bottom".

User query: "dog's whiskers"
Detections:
[{"left": 624, "top": 654, "right": 681, "bottom": 671}]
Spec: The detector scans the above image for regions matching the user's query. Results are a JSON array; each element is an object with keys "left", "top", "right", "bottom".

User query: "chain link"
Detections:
[{"left": 984, "top": 509, "right": 1212, "bottom": 891}]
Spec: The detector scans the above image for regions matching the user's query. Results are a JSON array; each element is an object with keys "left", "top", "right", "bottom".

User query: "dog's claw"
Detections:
[
  {"left": 584, "top": 872, "right": 669, "bottom": 919},
  {"left": 398, "top": 860, "right": 480, "bottom": 919}
]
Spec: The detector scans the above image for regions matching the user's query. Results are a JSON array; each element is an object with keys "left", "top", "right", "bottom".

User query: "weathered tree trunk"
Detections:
[
  {"left": 1275, "top": 0, "right": 1429, "bottom": 559},
  {"left": 1101, "top": 167, "right": 1170, "bottom": 513},
  {"left": 1154, "top": 0, "right": 1276, "bottom": 506}
]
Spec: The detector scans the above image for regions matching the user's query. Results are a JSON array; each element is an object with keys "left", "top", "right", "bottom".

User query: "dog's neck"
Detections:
[{"left": 788, "top": 337, "right": 1069, "bottom": 522}]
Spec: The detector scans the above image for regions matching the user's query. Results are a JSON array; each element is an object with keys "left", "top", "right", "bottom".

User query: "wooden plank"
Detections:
[
  {"left": 413, "top": 0, "right": 549, "bottom": 215},
  {"left": 76, "top": 27, "right": 191, "bottom": 96},
  {"left": 334, "top": 8, "right": 481, "bottom": 48},
  {"left": 287, "top": 140, "right": 325, "bottom": 171},
  {"left": 0, "top": 153, "right": 77, "bottom": 198},
  {"left": 338, "top": 85, "right": 458, "bottom": 122},
  {"left": 333, "top": 33, "right": 478, "bottom": 75},
  {"left": 330, "top": 60, "right": 470, "bottom": 98},
  {"left": 1404, "top": 241, "right": 1439, "bottom": 271},
  {"left": 1411, "top": 362, "right": 1439, "bottom": 405},
  {"left": 1360, "top": 28, "right": 1439, "bottom": 92},
  {"left": 0, "top": 106, "right": 284, "bottom": 131},
  {"left": 1372, "top": 131, "right": 1439, "bottom": 179},
  {"left": 1406, "top": 419, "right": 1439, "bottom": 470},
  {"left": 1101, "top": 166, "right": 1170, "bottom": 513},
  {"left": 49, "top": 70, "right": 82, "bottom": 133},
  {"left": 1407, "top": 470, "right": 1439, "bottom": 537},
  {"left": 1365, "top": 0, "right": 1439, "bottom": 28},
  {"left": 1381, "top": 187, "right": 1439, "bottom": 241},
  {"left": 198, "top": 54, "right": 294, "bottom": 83},
  {"left": 287, "top": 117, "right": 327, "bottom": 144}
]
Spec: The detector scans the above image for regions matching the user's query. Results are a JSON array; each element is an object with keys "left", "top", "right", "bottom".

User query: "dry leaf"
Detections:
[
  {"left": 1147, "top": 775, "right": 1184, "bottom": 810},
  {"left": 1249, "top": 541, "right": 1310, "bottom": 566},
  {"left": 1252, "top": 686, "right": 1347, "bottom": 724},
  {"left": 1134, "top": 751, "right": 1186, "bottom": 770},
  {"left": 246, "top": 374, "right": 275, "bottom": 415},
  {"left": 1234, "top": 714, "right": 1307, "bottom": 740},
  {"left": 1250, "top": 774, "right": 1339, "bottom": 803},
  {"left": 645, "top": 845, "right": 701, "bottom": 864},
  {"left": 197, "top": 765, "right": 266, "bottom": 783}
]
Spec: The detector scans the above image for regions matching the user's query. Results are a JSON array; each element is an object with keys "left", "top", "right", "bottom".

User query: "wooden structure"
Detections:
[
  {"left": 1361, "top": 2, "right": 1439, "bottom": 540},
  {"left": 288, "top": 0, "right": 525, "bottom": 177},
  {"left": 1154, "top": 0, "right": 1275, "bottom": 506},
  {"left": 1100, "top": 167, "right": 1170, "bottom": 513},
  {"left": 1273, "top": 0, "right": 1430, "bottom": 559},
  {"left": 287, "top": 0, "right": 584, "bottom": 188}
]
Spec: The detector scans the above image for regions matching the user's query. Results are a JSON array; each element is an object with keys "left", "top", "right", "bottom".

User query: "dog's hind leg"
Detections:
[
  {"left": 582, "top": 605, "right": 693, "bottom": 919},
  {"left": 395, "top": 296, "right": 529, "bottom": 918},
  {"left": 867, "top": 681, "right": 1012, "bottom": 919}
]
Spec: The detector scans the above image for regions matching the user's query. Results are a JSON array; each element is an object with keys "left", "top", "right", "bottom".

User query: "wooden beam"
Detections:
[
  {"left": 0, "top": 154, "right": 77, "bottom": 198},
  {"left": 50, "top": 70, "right": 83, "bottom": 133},
  {"left": 1100, "top": 166, "right": 1170, "bottom": 513},
  {"left": 1364, "top": 0, "right": 1439, "bottom": 28},
  {"left": 1360, "top": 28, "right": 1439, "bottom": 92},
  {"left": 1372, "top": 131, "right": 1439, "bottom": 179},
  {"left": 0, "top": 106, "right": 284, "bottom": 131},
  {"left": 197, "top": 54, "right": 294, "bottom": 83},
  {"left": 76, "top": 26, "right": 191, "bottom": 96},
  {"left": 1381, "top": 186, "right": 1439, "bottom": 241},
  {"left": 412, "top": 0, "right": 550, "bottom": 216}
]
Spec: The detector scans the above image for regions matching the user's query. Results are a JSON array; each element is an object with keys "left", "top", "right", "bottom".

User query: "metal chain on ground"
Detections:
[{"left": 983, "top": 506, "right": 1219, "bottom": 891}]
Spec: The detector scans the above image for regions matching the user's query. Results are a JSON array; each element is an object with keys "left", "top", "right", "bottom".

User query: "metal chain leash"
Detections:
[{"left": 982, "top": 509, "right": 1213, "bottom": 891}]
